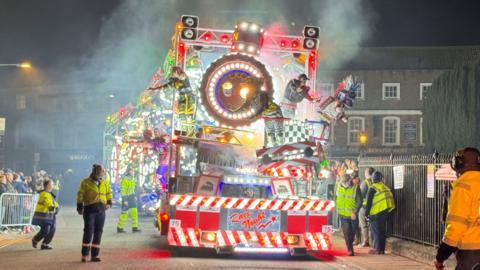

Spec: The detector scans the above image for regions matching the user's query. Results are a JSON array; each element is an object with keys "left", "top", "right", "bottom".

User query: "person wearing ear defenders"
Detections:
[
  {"left": 77, "top": 164, "right": 112, "bottom": 263},
  {"left": 434, "top": 147, "right": 480, "bottom": 270}
]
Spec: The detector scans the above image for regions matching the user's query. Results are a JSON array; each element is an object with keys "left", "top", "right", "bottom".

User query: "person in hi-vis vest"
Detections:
[{"left": 117, "top": 167, "right": 141, "bottom": 233}]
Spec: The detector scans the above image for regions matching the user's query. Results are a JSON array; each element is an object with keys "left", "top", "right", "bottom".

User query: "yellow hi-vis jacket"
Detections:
[
  {"left": 120, "top": 176, "right": 136, "bottom": 197},
  {"left": 443, "top": 171, "right": 480, "bottom": 250},
  {"left": 32, "top": 191, "right": 59, "bottom": 225},
  {"left": 77, "top": 177, "right": 112, "bottom": 206},
  {"left": 370, "top": 182, "right": 395, "bottom": 215},
  {"left": 336, "top": 185, "right": 357, "bottom": 217}
]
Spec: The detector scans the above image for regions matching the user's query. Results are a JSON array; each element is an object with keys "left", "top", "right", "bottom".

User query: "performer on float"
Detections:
[
  {"left": 262, "top": 94, "right": 285, "bottom": 147},
  {"left": 148, "top": 66, "right": 195, "bottom": 116},
  {"left": 281, "top": 73, "right": 316, "bottom": 118}
]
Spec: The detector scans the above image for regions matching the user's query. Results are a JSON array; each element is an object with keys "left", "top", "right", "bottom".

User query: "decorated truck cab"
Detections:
[{"left": 165, "top": 176, "right": 334, "bottom": 255}]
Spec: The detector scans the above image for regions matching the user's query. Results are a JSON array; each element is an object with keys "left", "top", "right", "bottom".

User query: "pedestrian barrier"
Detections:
[
  {"left": 358, "top": 153, "right": 454, "bottom": 247},
  {"left": 0, "top": 193, "right": 39, "bottom": 230}
]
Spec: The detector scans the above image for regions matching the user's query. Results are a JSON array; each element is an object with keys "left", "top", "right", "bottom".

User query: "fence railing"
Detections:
[
  {"left": 0, "top": 193, "right": 39, "bottom": 229},
  {"left": 358, "top": 154, "right": 453, "bottom": 247}
]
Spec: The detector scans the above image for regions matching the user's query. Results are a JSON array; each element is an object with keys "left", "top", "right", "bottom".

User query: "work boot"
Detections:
[
  {"left": 91, "top": 257, "right": 101, "bottom": 262},
  {"left": 132, "top": 227, "right": 142, "bottom": 233},
  {"left": 41, "top": 244, "right": 53, "bottom": 250},
  {"left": 32, "top": 239, "right": 38, "bottom": 248},
  {"left": 117, "top": 227, "right": 126, "bottom": 233}
]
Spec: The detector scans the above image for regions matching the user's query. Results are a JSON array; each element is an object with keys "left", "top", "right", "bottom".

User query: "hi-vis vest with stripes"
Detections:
[
  {"left": 77, "top": 178, "right": 112, "bottom": 206},
  {"left": 120, "top": 176, "right": 136, "bottom": 197},
  {"left": 370, "top": 182, "right": 395, "bottom": 215},
  {"left": 32, "top": 191, "right": 59, "bottom": 223},
  {"left": 443, "top": 171, "right": 480, "bottom": 250},
  {"left": 336, "top": 184, "right": 357, "bottom": 217}
]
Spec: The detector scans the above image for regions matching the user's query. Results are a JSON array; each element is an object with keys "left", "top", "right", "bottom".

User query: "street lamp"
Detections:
[
  {"left": 359, "top": 131, "right": 368, "bottom": 145},
  {"left": 358, "top": 131, "right": 368, "bottom": 159},
  {"left": 0, "top": 62, "right": 32, "bottom": 68}
]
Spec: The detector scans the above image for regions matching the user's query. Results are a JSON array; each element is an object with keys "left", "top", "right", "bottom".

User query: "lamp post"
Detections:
[{"left": 0, "top": 62, "right": 32, "bottom": 68}]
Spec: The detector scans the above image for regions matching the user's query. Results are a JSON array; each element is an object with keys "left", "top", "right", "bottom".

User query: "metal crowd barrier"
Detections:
[{"left": 0, "top": 193, "right": 39, "bottom": 229}]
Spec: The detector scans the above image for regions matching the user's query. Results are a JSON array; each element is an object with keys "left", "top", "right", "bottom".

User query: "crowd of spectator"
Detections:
[{"left": 0, "top": 169, "right": 59, "bottom": 197}]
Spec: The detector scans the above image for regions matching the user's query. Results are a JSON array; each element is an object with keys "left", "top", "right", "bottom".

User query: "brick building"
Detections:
[{"left": 317, "top": 46, "right": 480, "bottom": 158}]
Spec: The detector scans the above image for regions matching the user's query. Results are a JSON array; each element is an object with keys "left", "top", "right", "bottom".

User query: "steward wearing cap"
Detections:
[
  {"left": 76, "top": 164, "right": 112, "bottom": 263},
  {"left": 335, "top": 171, "right": 363, "bottom": 256},
  {"left": 365, "top": 171, "right": 395, "bottom": 255},
  {"left": 434, "top": 147, "right": 480, "bottom": 270}
]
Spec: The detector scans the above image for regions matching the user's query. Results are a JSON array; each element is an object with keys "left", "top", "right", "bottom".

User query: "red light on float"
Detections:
[
  {"left": 280, "top": 40, "right": 287, "bottom": 47},
  {"left": 292, "top": 40, "right": 299, "bottom": 48},
  {"left": 203, "top": 32, "right": 212, "bottom": 41},
  {"left": 220, "top": 34, "right": 229, "bottom": 43}
]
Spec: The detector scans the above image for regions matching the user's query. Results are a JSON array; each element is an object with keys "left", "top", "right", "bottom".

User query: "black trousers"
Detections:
[
  {"left": 340, "top": 216, "right": 359, "bottom": 253},
  {"left": 455, "top": 249, "right": 480, "bottom": 270},
  {"left": 33, "top": 222, "right": 56, "bottom": 245},
  {"left": 81, "top": 211, "right": 106, "bottom": 258},
  {"left": 369, "top": 211, "right": 388, "bottom": 253}
]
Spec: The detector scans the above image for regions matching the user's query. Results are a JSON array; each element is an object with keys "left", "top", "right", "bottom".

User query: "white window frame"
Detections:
[
  {"left": 382, "top": 83, "right": 400, "bottom": 100},
  {"left": 318, "top": 83, "right": 334, "bottom": 97},
  {"left": 383, "top": 116, "right": 400, "bottom": 146},
  {"left": 347, "top": 116, "right": 365, "bottom": 145},
  {"left": 355, "top": 83, "right": 365, "bottom": 100},
  {"left": 419, "top": 83, "right": 432, "bottom": 100}
]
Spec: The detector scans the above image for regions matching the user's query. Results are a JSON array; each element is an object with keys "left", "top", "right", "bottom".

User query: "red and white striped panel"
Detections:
[
  {"left": 216, "top": 231, "right": 288, "bottom": 248},
  {"left": 169, "top": 194, "right": 335, "bottom": 212},
  {"left": 168, "top": 227, "right": 203, "bottom": 247},
  {"left": 256, "top": 141, "right": 316, "bottom": 158},
  {"left": 258, "top": 157, "right": 319, "bottom": 172},
  {"left": 304, "top": 232, "right": 330, "bottom": 251}
]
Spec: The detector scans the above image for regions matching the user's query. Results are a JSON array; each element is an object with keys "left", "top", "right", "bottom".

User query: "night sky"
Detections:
[{"left": 1, "top": 0, "right": 480, "bottom": 70}]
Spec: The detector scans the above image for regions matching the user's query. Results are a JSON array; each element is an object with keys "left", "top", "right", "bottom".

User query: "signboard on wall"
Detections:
[
  {"left": 427, "top": 165, "right": 435, "bottom": 198},
  {"left": 393, "top": 165, "right": 405, "bottom": 189}
]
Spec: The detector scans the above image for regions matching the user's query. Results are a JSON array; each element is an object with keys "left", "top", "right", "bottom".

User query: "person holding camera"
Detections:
[
  {"left": 434, "top": 147, "right": 480, "bottom": 270},
  {"left": 76, "top": 164, "right": 112, "bottom": 263},
  {"left": 31, "top": 179, "right": 59, "bottom": 250}
]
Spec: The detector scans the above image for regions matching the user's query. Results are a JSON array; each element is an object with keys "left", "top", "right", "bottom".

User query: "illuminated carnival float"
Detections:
[{"left": 103, "top": 15, "right": 360, "bottom": 255}]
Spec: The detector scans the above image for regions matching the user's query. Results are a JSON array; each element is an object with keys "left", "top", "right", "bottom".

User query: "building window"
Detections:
[
  {"left": 383, "top": 116, "right": 400, "bottom": 145},
  {"left": 420, "top": 83, "right": 432, "bottom": 100},
  {"left": 318, "top": 83, "right": 334, "bottom": 97},
  {"left": 348, "top": 117, "right": 365, "bottom": 145},
  {"left": 16, "top": 95, "right": 26, "bottom": 110},
  {"left": 355, "top": 83, "right": 365, "bottom": 99},
  {"left": 382, "top": 83, "right": 400, "bottom": 100}
]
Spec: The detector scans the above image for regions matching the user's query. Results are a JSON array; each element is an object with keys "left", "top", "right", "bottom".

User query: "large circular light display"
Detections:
[{"left": 199, "top": 54, "right": 273, "bottom": 127}]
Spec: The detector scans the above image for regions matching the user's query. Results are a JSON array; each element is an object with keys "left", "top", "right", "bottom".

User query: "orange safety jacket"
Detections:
[{"left": 443, "top": 170, "right": 480, "bottom": 250}]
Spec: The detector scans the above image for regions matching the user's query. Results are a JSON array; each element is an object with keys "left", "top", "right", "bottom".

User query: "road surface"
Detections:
[{"left": 0, "top": 206, "right": 355, "bottom": 270}]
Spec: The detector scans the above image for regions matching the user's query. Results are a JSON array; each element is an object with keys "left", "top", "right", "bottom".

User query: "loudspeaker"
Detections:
[
  {"left": 181, "top": 28, "right": 197, "bottom": 40},
  {"left": 180, "top": 15, "right": 199, "bottom": 41},
  {"left": 181, "top": 15, "right": 199, "bottom": 28},
  {"left": 303, "top": 38, "right": 318, "bottom": 50},
  {"left": 303, "top": 26, "right": 320, "bottom": 38}
]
